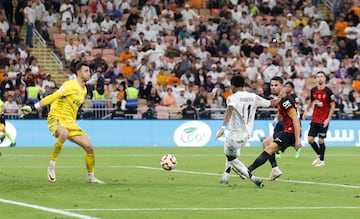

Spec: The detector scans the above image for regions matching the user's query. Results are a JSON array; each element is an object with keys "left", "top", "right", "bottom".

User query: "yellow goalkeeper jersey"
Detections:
[{"left": 42, "top": 79, "right": 87, "bottom": 121}]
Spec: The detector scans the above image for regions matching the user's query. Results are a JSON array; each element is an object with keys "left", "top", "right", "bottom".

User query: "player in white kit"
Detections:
[{"left": 216, "top": 75, "right": 281, "bottom": 187}]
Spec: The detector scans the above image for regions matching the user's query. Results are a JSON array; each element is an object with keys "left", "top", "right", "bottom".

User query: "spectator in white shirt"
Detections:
[
  {"left": 4, "top": 95, "right": 19, "bottom": 113},
  {"left": 100, "top": 15, "right": 115, "bottom": 34},
  {"left": 141, "top": 0, "right": 157, "bottom": 23},
  {"left": 78, "top": 38, "right": 93, "bottom": 56},
  {"left": 181, "top": 4, "right": 200, "bottom": 23},
  {"left": 61, "top": 18, "right": 75, "bottom": 35},
  {"left": 64, "top": 38, "right": 78, "bottom": 61},
  {"left": 87, "top": 15, "right": 100, "bottom": 34},
  {"left": 24, "top": 0, "right": 35, "bottom": 47},
  {"left": 59, "top": 0, "right": 74, "bottom": 22},
  {"left": 75, "top": 19, "right": 88, "bottom": 35}
]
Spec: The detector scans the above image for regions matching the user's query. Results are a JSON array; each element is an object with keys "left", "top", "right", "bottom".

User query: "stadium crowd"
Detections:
[{"left": 0, "top": 0, "right": 359, "bottom": 120}]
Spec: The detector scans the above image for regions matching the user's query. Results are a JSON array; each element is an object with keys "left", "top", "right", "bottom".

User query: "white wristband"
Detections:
[
  {"left": 34, "top": 102, "right": 40, "bottom": 110},
  {"left": 221, "top": 126, "right": 226, "bottom": 129}
]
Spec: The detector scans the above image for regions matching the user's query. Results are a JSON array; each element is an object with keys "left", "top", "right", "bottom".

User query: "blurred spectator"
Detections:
[
  {"left": 24, "top": 80, "right": 40, "bottom": 104},
  {"left": 4, "top": 95, "right": 19, "bottom": 114},
  {"left": 34, "top": 0, "right": 46, "bottom": 34},
  {"left": 24, "top": 0, "right": 35, "bottom": 47},
  {"left": 162, "top": 87, "right": 178, "bottom": 107},
  {"left": 111, "top": 101, "right": 126, "bottom": 119},
  {"left": 15, "top": 0, "right": 27, "bottom": 34},
  {"left": 147, "top": 87, "right": 161, "bottom": 105},
  {"left": 176, "top": 87, "right": 187, "bottom": 107},
  {"left": 182, "top": 99, "right": 196, "bottom": 119},
  {"left": 142, "top": 100, "right": 157, "bottom": 119},
  {"left": 60, "top": 0, "right": 74, "bottom": 22},
  {"left": 124, "top": 79, "right": 139, "bottom": 114},
  {"left": 64, "top": 38, "right": 78, "bottom": 62}
]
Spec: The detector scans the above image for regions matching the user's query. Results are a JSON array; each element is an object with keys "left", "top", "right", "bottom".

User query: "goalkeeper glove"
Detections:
[{"left": 18, "top": 103, "right": 40, "bottom": 118}]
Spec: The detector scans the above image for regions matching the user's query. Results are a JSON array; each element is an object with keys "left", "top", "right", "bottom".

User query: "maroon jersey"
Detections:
[
  {"left": 278, "top": 96, "right": 300, "bottom": 134},
  {"left": 310, "top": 86, "right": 335, "bottom": 124}
]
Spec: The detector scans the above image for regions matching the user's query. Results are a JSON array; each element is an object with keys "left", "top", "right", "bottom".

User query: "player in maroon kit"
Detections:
[
  {"left": 247, "top": 76, "right": 302, "bottom": 180},
  {"left": 302, "top": 71, "right": 336, "bottom": 167}
]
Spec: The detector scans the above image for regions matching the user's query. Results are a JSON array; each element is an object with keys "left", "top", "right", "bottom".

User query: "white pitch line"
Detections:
[
  {"left": 134, "top": 166, "right": 360, "bottom": 189},
  {"left": 0, "top": 198, "right": 99, "bottom": 219},
  {"left": 1, "top": 165, "right": 360, "bottom": 189},
  {"left": 65, "top": 206, "right": 360, "bottom": 211}
]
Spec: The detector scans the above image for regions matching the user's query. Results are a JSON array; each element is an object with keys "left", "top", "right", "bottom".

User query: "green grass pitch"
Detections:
[{"left": 0, "top": 146, "right": 360, "bottom": 219}]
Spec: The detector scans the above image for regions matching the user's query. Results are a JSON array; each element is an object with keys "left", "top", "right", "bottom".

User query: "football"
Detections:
[{"left": 160, "top": 154, "right": 177, "bottom": 170}]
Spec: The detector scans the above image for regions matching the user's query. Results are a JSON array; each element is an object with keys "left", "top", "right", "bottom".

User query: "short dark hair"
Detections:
[
  {"left": 316, "top": 71, "right": 326, "bottom": 77},
  {"left": 271, "top": 76, "right": 283, "bottom": 84},
  {"left": 230, "top": 75, "right": 245, "bottom": 88},
  {"left": 75, "top": 61, "right": 89, "bottom": 72},
  {"left": 284, "top": 81, "right": 294, "bottom": 88}
]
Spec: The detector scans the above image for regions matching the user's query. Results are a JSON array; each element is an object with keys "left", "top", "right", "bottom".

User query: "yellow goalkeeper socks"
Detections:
[
  {"left": 50, "top": 138, "right": 64, "bottom": 161},
  {"left": 85, "top": 153, "right": 95, "bottom": 173}
]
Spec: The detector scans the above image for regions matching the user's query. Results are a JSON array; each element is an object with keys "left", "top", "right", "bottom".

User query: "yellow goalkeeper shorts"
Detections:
[{"left": 47, "top": 115, "right": 87, "bottom": 138}]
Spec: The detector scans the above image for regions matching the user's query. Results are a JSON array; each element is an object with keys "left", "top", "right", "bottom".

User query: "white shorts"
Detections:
[{"left": 224, "top": 138, "right": 248, "bottom": 157}]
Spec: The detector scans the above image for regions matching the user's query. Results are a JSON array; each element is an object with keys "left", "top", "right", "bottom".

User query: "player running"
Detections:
[{"left": 216, "top": 75, "right": 282, "bottom": 187}]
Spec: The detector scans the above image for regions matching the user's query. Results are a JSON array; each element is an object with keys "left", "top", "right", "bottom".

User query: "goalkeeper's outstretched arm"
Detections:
[{"left": 18, "top": 90, "right": 63, "bottom": 118}]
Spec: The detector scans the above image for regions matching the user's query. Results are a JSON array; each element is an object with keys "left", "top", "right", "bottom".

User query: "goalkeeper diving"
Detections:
[{"left": 19, "top": 62, "right": 104, "bottom": 184}]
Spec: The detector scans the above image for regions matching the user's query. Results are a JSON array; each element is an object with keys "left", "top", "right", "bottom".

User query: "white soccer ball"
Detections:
[{"left": 160, "top": 154, "right": 177, "bottom": 170}]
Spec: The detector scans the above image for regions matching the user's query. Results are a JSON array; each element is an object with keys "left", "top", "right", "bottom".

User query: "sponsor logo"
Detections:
[
  {"left": 174, "top": 121, "right": 211, "bottom": 147},
  {"left": 0, "top": 122, "right": 17, "bottom": 148}
]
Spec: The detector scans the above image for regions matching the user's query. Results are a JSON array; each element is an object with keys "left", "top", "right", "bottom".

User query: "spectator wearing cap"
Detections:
[
  {"left": 181, "top": 4, "right": 200, "bottom": 23},
  {"left": 205, "top": 62, "right": 216, "bottom": 79},
  {"left": 176, "top": 87, "right": 188, "bottom": 108},
  {"left": 143, "top": 25, "right": 157, "bottom": 42},
  {"left": 180, "top": 69, "right": 195, "bottom": 85},
  {"left": 42, "top": 73, "right": 56, "bottom": 90}
]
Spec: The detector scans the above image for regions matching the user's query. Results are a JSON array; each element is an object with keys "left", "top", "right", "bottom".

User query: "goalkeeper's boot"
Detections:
[
  {"left": 219, "top": 172, "right": 230, "bottom": 184},
  {"left": 88, "top": 177, "right": 105, "bottom": 184},
  {"left": 48, "top": 166, "right": 56, "bottom": 183},
  {"left": 269, "top": 166, "right": 282, "bottom": 181},
  {"left": 251, "top": 176, "right": 264, "bottom": 188},
  {"left": 295, "top": 148, "right": 302, "bottom": 159},
  {"left": 10, "top": 142, "right": 16, "bottom": 147}
]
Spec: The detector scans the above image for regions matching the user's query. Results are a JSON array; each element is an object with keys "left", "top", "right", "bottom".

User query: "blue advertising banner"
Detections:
[{"left": 1, "top": 120, "right": 359, "bottom": 147}]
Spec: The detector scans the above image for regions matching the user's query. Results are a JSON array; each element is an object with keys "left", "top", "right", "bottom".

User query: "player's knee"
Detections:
[
  {"left": 226, "top": 155, "right": 236, "bottom": 161},
  {"left": 308, "top": 137, "right": 315, "bottom": 144},
  {"left": 56, "top": 129, "right": 69, "bottom": 141},
  {"left": 84, "top": 146, "right": 94, "bottom": 154}
]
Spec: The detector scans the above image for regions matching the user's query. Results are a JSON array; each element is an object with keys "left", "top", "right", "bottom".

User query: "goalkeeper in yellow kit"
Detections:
[{"left": 19, "top": 62, "right": 104, "bottom": 184}]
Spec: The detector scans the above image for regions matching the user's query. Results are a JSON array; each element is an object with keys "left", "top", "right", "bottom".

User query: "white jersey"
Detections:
[{"left": 227, "top": 91, "right": 270, "bottom": 141}]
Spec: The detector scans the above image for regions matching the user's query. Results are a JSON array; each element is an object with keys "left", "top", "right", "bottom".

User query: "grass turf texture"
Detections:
[{"left": 0, "top": 146, "right": 359, "bottom": 219}]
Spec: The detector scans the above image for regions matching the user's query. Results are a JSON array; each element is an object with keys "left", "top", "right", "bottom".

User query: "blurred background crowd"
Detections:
[{"left": 0, "top": 0, "right": 359, "bottom": 120}]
